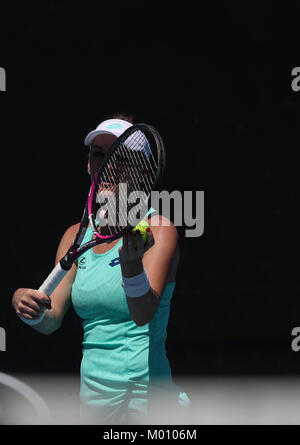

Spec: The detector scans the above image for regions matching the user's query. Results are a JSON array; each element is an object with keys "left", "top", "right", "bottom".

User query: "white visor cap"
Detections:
[
  {"left": 84, "top": 118, "right": 151, "bottom": 158},
  {"left": 84, "top": 119, "right": 133, "bottom": 146}
]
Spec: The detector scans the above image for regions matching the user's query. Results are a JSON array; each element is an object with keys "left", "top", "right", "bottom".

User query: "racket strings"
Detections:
[
  {"left": 119, "top": 129, "right": 157, "bottom": 190},
  {"left": 117, "top": 130, "right": 157, "bottom": 206},
  {"left": 95, "top": 129, "right": 158, "bottom": 235},
  {"left": 107, "top": 130, "right": 157, "bottom": 191}
]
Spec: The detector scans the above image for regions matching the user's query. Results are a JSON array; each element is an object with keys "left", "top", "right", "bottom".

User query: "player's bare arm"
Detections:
[
  {"left": 119, "top": 215, "right": 179, "bottom": 326},
  {"left": 12, "top": 223, "right": 79, "bottom": 335}
]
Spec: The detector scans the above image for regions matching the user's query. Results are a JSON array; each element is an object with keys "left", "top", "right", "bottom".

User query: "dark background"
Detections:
[{"left": 1, "top": 1, "right": 300, "bottom": 377}]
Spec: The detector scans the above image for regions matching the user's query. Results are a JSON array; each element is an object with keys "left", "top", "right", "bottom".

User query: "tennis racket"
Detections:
[{"left": 38, "top": 123, "right": 166, "bottom": 297}]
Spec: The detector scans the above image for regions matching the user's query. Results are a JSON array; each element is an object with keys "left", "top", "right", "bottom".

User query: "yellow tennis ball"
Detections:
[{"left": 132, "top": 220, "right": 150, "bottom": 244}]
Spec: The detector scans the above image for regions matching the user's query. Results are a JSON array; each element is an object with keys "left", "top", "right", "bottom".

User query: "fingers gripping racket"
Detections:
[{"left": 38, "top": 124, "right": 166, "bottom": 297}]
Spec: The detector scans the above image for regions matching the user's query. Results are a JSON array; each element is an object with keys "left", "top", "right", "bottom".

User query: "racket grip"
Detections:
[{"left": 38, "top": 262, "right": 69, "bottom": 296}]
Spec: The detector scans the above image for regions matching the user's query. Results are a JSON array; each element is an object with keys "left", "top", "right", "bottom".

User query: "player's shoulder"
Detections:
[
  {"left": 60, "top": 223, "right": 80, "bottom": 244},
  {"left": 56, "top": 223, "right": 81, "bottom": 259},
  {"left": 65, "top": 222, "right": 80, "bottom": 235},
  {"left": 147, "top": 213, "right": 178, "bottom": 241}
]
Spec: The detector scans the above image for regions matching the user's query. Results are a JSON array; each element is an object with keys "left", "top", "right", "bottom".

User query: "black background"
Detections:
[{"left": 1, "top": 1, "right": 300, "bottom": 378}]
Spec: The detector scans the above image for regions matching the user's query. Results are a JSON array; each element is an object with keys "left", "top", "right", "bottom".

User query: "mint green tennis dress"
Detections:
[{"left": 71, "top": 211, "right": 190, "bottom": 424}]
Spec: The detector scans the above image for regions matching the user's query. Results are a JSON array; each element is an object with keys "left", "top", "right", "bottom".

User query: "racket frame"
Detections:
[{"left": 41, "top": 123, "right": 166, "bottom": 296}]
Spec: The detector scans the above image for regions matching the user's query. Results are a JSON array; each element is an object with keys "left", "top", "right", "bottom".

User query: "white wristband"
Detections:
[
  {"left": 122, "top": 270, "right": 151, "bottom": 298},
  {"left": 18, "top": 311, "right": 45, "bottom": 326}
]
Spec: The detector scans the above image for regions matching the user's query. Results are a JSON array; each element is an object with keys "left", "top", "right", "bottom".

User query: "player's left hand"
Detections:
[
  {"left": 118, "top": 229, "right": 155, "bottom": 278},
  {"left": 119, "top": 229, "right": 155, "bottom": 262}
]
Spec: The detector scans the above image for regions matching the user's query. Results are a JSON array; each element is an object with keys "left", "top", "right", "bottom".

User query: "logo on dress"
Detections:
[
  {"left": 109, "top": 257, "right": 120, "bottom": 267},
  {"left": 78, "top": 257, "right": 87, "bottom": 269}
]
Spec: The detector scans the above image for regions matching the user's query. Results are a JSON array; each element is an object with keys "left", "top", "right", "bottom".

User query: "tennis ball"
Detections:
[{"left": 132, "top": 220, "right": 150, "bottom": 244}]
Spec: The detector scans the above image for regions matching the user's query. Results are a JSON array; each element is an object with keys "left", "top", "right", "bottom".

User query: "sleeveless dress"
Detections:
[{"left": 71, "top": 210, "right": 190, "bottom": 424}]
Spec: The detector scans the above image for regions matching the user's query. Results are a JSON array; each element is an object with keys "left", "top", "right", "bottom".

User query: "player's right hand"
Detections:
[{"left": 12, "top": 288, "right": 51, "bottom": 320}]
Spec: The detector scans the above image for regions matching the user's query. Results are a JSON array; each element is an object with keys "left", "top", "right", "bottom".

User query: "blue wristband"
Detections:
[{"left": 122, "top": 270, "right": 151, "bottom": 298}]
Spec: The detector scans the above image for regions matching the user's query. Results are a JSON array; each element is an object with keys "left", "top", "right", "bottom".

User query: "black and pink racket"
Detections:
[{"left": 38, "top": 124, "right": 166, "bottom": 297}]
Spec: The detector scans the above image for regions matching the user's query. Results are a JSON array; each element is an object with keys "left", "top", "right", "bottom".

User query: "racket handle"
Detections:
[{"left": 38, "top": 261, "right": 70, "bottom": 296}]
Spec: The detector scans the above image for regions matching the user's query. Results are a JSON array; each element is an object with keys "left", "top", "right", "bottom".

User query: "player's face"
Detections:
[
  {"left": 88, "top": 133, "right": 118, "bottom": 193},
  {"left": 93, "top": 133, "right": 117, "bottom": 151},
  {"left": 89, "top": 134, "right": 117, "bottom": 170}
]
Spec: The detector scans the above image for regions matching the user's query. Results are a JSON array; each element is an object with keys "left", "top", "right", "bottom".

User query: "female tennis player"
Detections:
[{"left": 12, "top": 113, "right": 190, "bottom": 424}]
